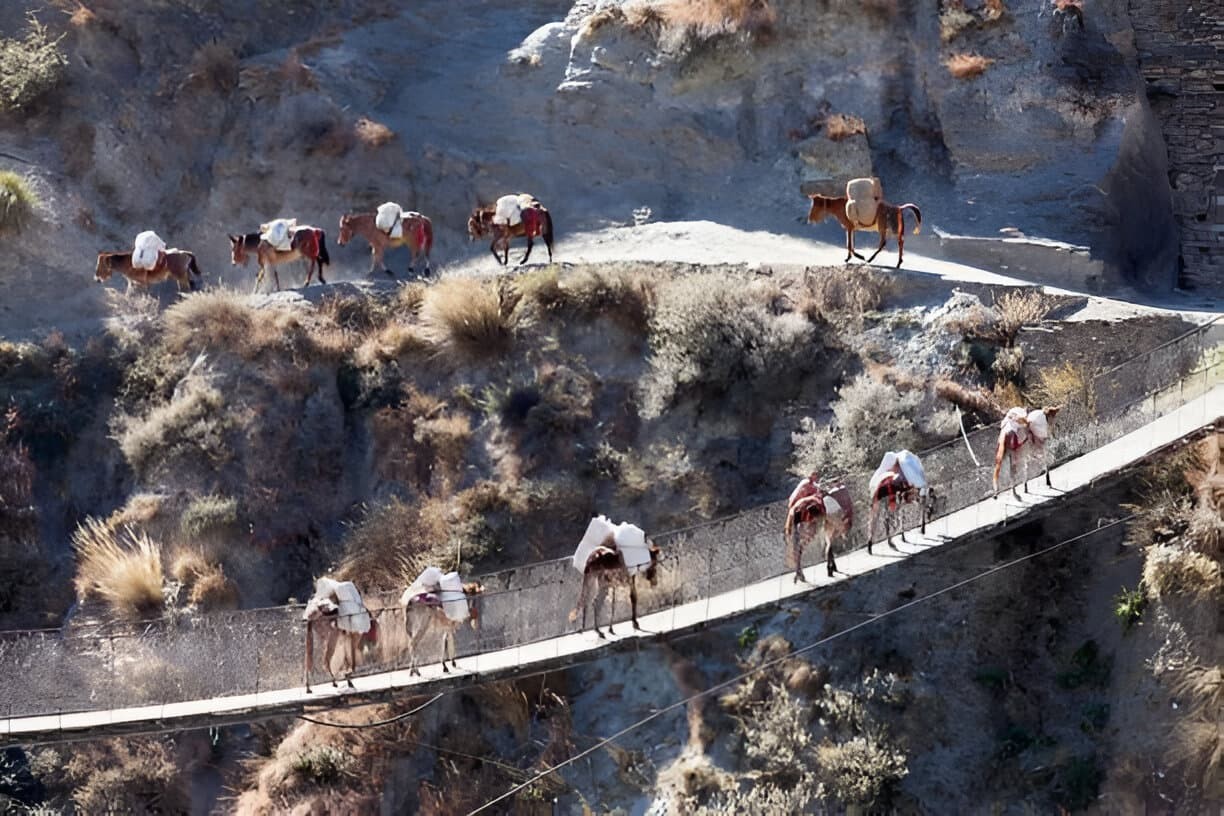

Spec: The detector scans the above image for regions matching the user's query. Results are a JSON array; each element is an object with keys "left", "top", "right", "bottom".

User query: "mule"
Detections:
[
  {"left": 993, "top": 405, "right": 1062, "bottom": 499},
  {"left": 229, "top": 226, "right": 331, "bottom": 293},
  {"left": 302, "top": 577, "right": 374, "bottom": 693},
  {"left": 569, "top": 542, "right": 660, "bottom": 639},
  {"left": 95, "top": 249, "right": 202, "bottom": 294},
  {"left": 467, "top": 198, "right": 554, "bottom": 266},
  {"left": 785, "top": 473, "right": 854, "bottom": 581},
  {"left": 866, "top": 457, "right": 939, "bottom": 552},
  {"left": 402, "top": 581, "right": 484, "bottom": 676},
  {"left": 338, "top": 211, "right": 433, "bottom": 278},
  {"left": 806, "top": 194, "right": 923, "bottom": 268}
]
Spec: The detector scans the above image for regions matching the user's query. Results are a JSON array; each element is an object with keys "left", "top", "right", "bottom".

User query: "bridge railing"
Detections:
[{"left": 0, "top": 317, "right": 1219, "bottom": 721}]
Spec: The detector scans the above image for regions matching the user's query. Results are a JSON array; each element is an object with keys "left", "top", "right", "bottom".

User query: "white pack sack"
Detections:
[
  {"left": 376, "top": 202, "right": 404, "bottom": 238},
  {"left": 260, "top": 218, "right": 297, "bottom": 251},
  {"left": 132, "top": 230, "right": 166, "bottom": 270},
  {"left": 895, "top": 449, "right": 928, "bottom": 494},
  {"left": 493, "top": 194, "right": 524, "bottom": 226},
  {"left": 438, "top": 571, "right": 470, "bottom": 622},
  {"left": 572, "top": 515, "right": 617, "bottom": 572},
  {"left": 613, "top": 522, "right": 651, "bottom": 575},
  {"left": 312, "top": 576, "right": 371, "bottom": 634}
]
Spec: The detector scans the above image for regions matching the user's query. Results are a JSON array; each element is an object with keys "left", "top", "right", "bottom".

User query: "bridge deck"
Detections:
[{"left": 3, "top": 385, "right": 1220, "bottom": 745}]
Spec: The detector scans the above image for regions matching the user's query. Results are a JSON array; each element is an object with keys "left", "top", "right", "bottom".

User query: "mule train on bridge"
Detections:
[{"left": 94, "top": 176, "right": 923, "bottom": 294}]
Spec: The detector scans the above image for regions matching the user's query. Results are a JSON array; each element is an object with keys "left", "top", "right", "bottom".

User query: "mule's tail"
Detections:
[
  {"left": 317, "top": 231, "right": 331, "bottom": 266},
  {"left": 900, "top": 204, "right": 922, "bottom": 235},
  {"left": 541, "top": 209, "right": 555, "bottom": 260},
  {"left": 422, "top": 216, "right": 434, "bottom": 259},
  {"left": 992, "top": 435, "right": 1007, "bottom": 492}
]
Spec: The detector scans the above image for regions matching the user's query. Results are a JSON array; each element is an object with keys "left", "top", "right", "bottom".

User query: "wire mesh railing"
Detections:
[{"left": 0, "top": 317, "right": 1219, "bottom": 721}]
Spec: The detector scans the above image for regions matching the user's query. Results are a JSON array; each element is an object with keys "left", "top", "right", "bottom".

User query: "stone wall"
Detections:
[{"left": 1130, "top": 0, "right": 1224, "bottom": 293}]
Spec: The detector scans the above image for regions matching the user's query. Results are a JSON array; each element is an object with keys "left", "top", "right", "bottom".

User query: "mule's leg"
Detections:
[
  {"left": 1013, "top": 449, "right": 1024, "bottom": 500},
  {"left": 793, "top": 525, "right": 807, "bottom": 584},
  {"left": 304, "top": 621, "right": 314, "bottom": 694},
  {"left": 489, "top": 239, "right": 504, "bottom": 265},
  {"left": 844, "top": 228, "right": 855, "bottom": 263},
  {"left": 630, "top": 576, "right": 644, "bottom": 631},
  {"left": 899, "top": 501, "right": 909, "bottom": 545},
  {"left": 895, "top": 224, "right": 905, "bottom": 269},
  {"left": 825, "top": 524, "right": 837, "bottom": 578},
  {"left": 272, "top": 264, "right": 283, "bottom": 292},
  {"left": 605, "top": 583, "right": 617, "bottom": 636},
  {"left": 442, "top": 630, "right": 452, "bottom": 674},
  {"left": 316, "top": 256, "right": 326, "bottom": 285},
  {"left": 344, "top": 634, "right": 356, "bottom": 688},
  {"left": 253, "top": 265, "right": 264, "bottom": 295},
  {"left": 324, "top": 630, "right": 339, "bottom": 688},
  {"left": 867, "top": 500, "right": 878, "bottom": 555},
  {"left": 519, "top": 237, "right": 534, "bottom": 265},
  {"left": 1041, "top": 442, "right": 1052, "bottom": 488},
  {"left": 866, "top": 229, "right": 888, "bottom": 264}
]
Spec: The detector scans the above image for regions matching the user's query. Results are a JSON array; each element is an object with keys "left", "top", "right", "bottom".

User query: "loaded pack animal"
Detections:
[
  {"left": 302, "top": 577, "right": 374, "bottom": 693},
  {"left": 338, "top": 209, "right": 433, "bottom": 278},
  {"left": 993, "top": 405, "right": 1062, "bottom": 498},
  {"left": 866, "top": 450, "right": 938, "bottom": 551},
  {"left": 228, "top": 224, "right": 331, "bottom": 293},
  {"left": 806, "top": 178, "right": 923, "bottom": 268},
  {"left": 467, "top": 193, "right": 554, "bottom": 266},
  {"left": 785, "top": 472, "right": 854, "bottom": 581},
  {"left": 95, "top": 250, "right": 203, "bottom": 294},
  {"left": 569, "top": 517, "right": 659, "bottom": 638},
  {"left": 400, "top": 567, "right": 484, "bottom": 676}
]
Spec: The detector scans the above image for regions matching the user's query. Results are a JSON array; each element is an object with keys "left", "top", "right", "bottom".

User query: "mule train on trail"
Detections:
[
  {"left": 994, "top": 405, "right": 1061, "bottom": 498},
  {"left": 400, "top": 566, "right": 484, "bottom": 676},
  {"left": 338, "top": 202, "right": 434, "bottom": 279},
  {"left": 785, "top": 471, "right": 854, "bottom": 581},
  {"left": 96, "top": 230, "right": 203, "bottom": 294},
  {"left": 569, "top": 515, "right": 661, "bottom": 639},
  {"left": 302, "top": 577, "right": 374, "bottom": 693},
  {"left": 805, "top": 176, "right": 922, "bottom": 269}
]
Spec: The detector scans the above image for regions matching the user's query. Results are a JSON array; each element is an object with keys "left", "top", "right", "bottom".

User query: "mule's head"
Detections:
[
  {"left": 337, "top": 215, "right": 353, "bottom": 246},
  {"left": 94, "top": 253, "right": 112, "bottom": 282},
  {"left": 805, "top": 194, "right": 832, "bottom": 224},
  {"left": 642, "top": 543, "right": 662, "bottom": 588},
  {"left": 1042, "top": 405, "right": 1063, "bottom": 425},
  {"left": 302, "top": 595, "right": 338, "bottom": 623},
  {"left": 467, "top": 209, "right": 489, "bottom": 241},
  {"left": 463, "top": 582, "right": 485, "bottom": 629},
  {"left": 228, "top": 234, "right": 246, "bottom": 266}
]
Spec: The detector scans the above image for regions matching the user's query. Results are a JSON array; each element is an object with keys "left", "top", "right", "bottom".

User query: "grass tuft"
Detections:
[
  {"left": 0, "top": 14, "right": 66, "bottom": 111},
  {"left": 355, "top": 117, "right": 395, "bottom": 148},
  {"left": 72, "top": 518, "right": 164, "bottom": 618},
  {"left": 945, "top": 52, "right": 994, "bottom": 79},
  {"left": 0, "top": 171, "right": 39, "bottom": 233},
  {"left": 419, "top": 278, "right": 520, "bottom": 362}
]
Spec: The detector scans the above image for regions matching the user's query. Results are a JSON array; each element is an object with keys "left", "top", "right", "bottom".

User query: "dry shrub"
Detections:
[
  {"left": 939, "top": 3, "right": 976, "bottom": 42},
  {"left": 419, "top": 278, "right": 520, "bottom": 362},
  {"left": 799, "top": 266, "right": 887, "bottom": 323},
  {"left": 170, "top": 548, "right": 239, "bottom": 610},
  {"left": 60, "top": 738, "right": 188, "bottom": 815},
  {"left": 1186, "top": 502, "right": 1223, "bottom": 557},
  {"left": 72, "top": 518, "right": 164, "bottom": 618},
  {"left": 186, "top": 40, "right": 239, "bottom": 93},
  {"left": 307, "top": 115, "right": 355, "bottom": 158},
  {"left": 823, "top": 112, "right": 868, "bottom": 142},
  {"left": 1029, "top": 361, "right": 1095, "bottom": 420},
  {"left": 355, "top": 322, "right": 431, "bottom": 366},
  {"left": 0, "top": 433, "right": 34, "bottom": 509},
  {"left": 581, "top": 4, "right": 627, "bottom": 36},
  {"left": 792, "top": 374, "right": 924, "bottom": 476},
  {"left": 983, "top": 0, "right": 1007, "bottom": 21},
  {"left": 945, "top": 52, "right": 994, "bottom": 79},
  {"left": 623, "top": 2, "right": 669, "bottom": 33},
  {"left": 118, "top": 383, "right": 231, "bottom": 478},
  {"left": 0, "top": 171, "right": 39, "bottom": 233},
  {"left": 643, "top": 274, "right": 817, "bottom": 417},
  {"left": 1141, "top": 544, "right": 1222, "bottom": 601},
  {"left": 518, "top": 265, "right": 656, "bottom": 335},
  {"left": 354, "top": 116, "right": 395, "bottom": 148},
  {"left": 1168, "top": 664, "right": 1223, "bottom": 797},
  {"left": 995, "top": 290, "right": 1048, "bottom": 340},
  {"left": 935, "top": 378, "right": 1003, "bottom": 420},
  {"left": 180, "top": 493, "right": 239, "bottom": 539},
  {"left": 335, "top": 497, "right": 453, "bottom": 590},
  {"left": 816, "top": 736, "right": 908, "bottom": 807},
  {"left": 663, "top": 0, "right": 778, "bottom": 39},
  {"left": 0, "top": 14, "right": 66, "bottom": 111}
]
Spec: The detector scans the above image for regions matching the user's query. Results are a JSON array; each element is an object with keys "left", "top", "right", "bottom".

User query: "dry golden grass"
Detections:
[
  {"left": 945, "top": 52, "right": 994, "bottom": 79},
  {"left": 0, "top": 171, "right": 39, "bottom": 233},
  {"left": 935, "top": 378, "right": 1004, "bottom": 419},
  {"left": 824, "top": 112, "right": 868, "bottom": 142},
  {"left": 72, "top": 518, "right": 164, "bottom": 618},
  {"left": 1141, "top": 545, "right": 1222, "bottom": 601},
  {"left": 354, "top": 323, "right": 431, "bottom": 367},
  {"left": 335, "top": 497, "right": 454, "bottom": 590},
  {"left": 1028, "top": 361, "right": 1096, "bottom": 419},
  {"left": 354, "top": 116, "right": 395, "bottom": 148},
  {"left": 419, "top": 278, "right": 519, "bottom": 362},
  {"left": 517, "top": 265, "right": 656, "bottom": 335},
  {"left": 798, "top": 266, "right": 887, "bottom": 323},
  {"left": 170, "top": 549, "right": 239, "bottom": 610},
  {"left": 664, "top": 0, "right": 777, "bottom": 37},
  {"left": 939, "top": 4, "right": 976, "bottom": 42},
  {"left": 983, "top": 0, "right": 1007, "bottom": 21},
  {"left": 54, "top": 1, "right": 97, "bottom": 27}
]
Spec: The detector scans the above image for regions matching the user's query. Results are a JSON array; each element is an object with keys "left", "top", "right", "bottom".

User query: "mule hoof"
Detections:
[
  {"left": 596, "top": 630, "right": 607, "bottom": 640},
  {"left": 890, "top": 540, "right": 900, "bottom": 550},
  {"left": 384, "top": 268, "right": 395, "bottom": 278}
]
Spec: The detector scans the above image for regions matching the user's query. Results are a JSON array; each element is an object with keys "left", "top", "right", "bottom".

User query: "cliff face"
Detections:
[{"left": 1129, "top": 0, "right": 1224, "bottom": 293}]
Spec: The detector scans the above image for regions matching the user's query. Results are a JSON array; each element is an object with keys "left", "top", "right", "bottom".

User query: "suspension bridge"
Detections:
[{"left": 0, "top": 318, "right": 1220, "bottom": 746}]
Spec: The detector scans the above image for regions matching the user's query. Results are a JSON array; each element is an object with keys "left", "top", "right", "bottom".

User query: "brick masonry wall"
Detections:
[{"left": 1129, "top": 0, "right": 1224, "bottom": 292}]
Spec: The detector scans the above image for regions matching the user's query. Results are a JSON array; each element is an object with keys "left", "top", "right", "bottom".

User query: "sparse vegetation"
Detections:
[
  {"left": 945, "top": 52, "right": 994, "bottom": 79},
  {"left": 180, "top": 494, "right": 240, "bottom": 539},
  {"left": 290, "top": 745, "right": 353, "bottom": 786},
  {"left": 186, "top": 40, "right": 239, "bottom": 93},
  {"left": 419, "top": 277, "right": 521, "bottom": 362},
  {"left": 72, "top": 518, "right": 165, "bottom": 619},
  {"left": 118, "top": 383, "right": 232, "bottom": 479},
  {"left": 0, "top": 171, "right": 39, "bottom": 233},
  {"left": 355, "top": 116, "right": 396, "bottom": 147},
  {"left": 817, "top": 735, "right": 909, "bottom": 807},
  {"left": 0, "top": 14, "right": 66, "bottom": 111},
  {"left": 823, "top": 112, "right": 868, "bottom": 141},
  {"left": 1112, "top": 584, "right": 1145, "bottom": 630},
  {"left": 642, "top": 274, "right": 817, "bottom": 417}
]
